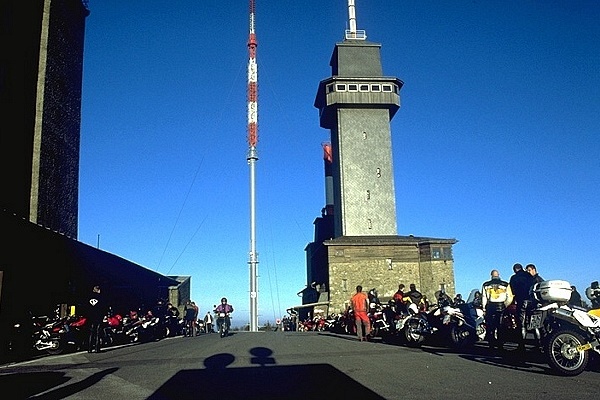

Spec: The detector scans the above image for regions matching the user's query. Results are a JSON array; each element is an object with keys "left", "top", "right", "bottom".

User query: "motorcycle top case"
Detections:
[{"left": 533, "top": 280, "right": 572, "bottom": 303}]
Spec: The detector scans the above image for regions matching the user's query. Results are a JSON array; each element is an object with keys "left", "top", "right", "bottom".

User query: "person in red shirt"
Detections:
[{"left": 350, "top": 285, "right": 371, "bottom": 341}]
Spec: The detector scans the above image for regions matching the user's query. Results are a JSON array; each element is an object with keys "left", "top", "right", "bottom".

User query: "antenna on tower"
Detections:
[
  {"left": 247, "top": 0, "right": 259, "bottom": 332},
  {"left": 345, "top": 0, "right": 367, "bottom": 40}
]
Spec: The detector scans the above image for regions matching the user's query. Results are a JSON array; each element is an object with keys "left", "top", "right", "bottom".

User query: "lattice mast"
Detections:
[{"left": 246, "top": 0, "right": 259, "bottom": 332}]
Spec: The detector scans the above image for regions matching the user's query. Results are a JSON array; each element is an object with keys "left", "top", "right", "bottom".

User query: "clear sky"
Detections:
[{"left": 79, "top": 1, "right": 600, "bottom": 327}]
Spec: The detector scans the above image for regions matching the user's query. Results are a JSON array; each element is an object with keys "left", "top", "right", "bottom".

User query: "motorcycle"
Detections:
[
  {"left": 439, "top": 289, "right": 486, "bottom": 348},
  {"left": 102, "top": 311, "right": 127, "bottom": 346},
  {"left": 528, "top": 280, "right": 600, "bottom": 376},
  {"left": 122, "top": 310, "right": 143, "bottom": 343},
  {"left": 33, "top": 314, "right": 88, "bottom": 355},
  {"left": 369, "top": 301, "right": 398, "bottom": 339},
  {"left": 215, "top": 311, "right": 231, "bottom": 338},
  {"left": 329, "top": 310, "right": 356, "bottom": 335},
  {"left": 398, "top": 301, "right": 435, "bottom": 347}
]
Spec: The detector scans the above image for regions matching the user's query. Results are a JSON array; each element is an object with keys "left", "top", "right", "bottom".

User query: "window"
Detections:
[
  {"left": 326, "top": 84, "right": 334, "bottom": 93},
  {"left": 431, "top": 246, "right": 452, "bottom": 260},
  {"left": 371, "top": 84, "right": 381, "bottom": 92},
  {"left": 382, "top": 84, "right": 392, "bottom": 92},
  {"left": 442, "top": 247, "right": 453, "bottom": 259},
  {"left": 336, "top": 84, "right": 346, "bottom": 91},
  {"left": 359, "top": 84, "right": 369, "bottom": 92},
  {"left": 348, "top": 84, "right": 358, "bottom": 92}
]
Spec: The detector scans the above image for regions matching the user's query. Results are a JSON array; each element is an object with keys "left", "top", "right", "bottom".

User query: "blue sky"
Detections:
[{"left": 79, "top": 1, "right": 600, "bottom": 326}]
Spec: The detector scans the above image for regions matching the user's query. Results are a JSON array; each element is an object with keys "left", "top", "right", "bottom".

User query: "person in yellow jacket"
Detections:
[{"left": 481, "top": 269, "right": 513, "bottom": 350}]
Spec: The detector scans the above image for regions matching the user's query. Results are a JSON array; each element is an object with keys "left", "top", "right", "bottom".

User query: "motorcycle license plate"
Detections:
[{"left": 576, "top": 343, "right": 592, "bottom": 352}]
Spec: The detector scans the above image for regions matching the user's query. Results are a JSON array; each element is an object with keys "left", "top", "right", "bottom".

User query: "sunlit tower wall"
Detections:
[
  {"left": 246, "top": 0, "right": 259, "bottom": 332},
  {"left": 0, "top": 0, "right": 90, "bottom": 239},
  {"left": 308, "top": 2, "right": 457, "bottom": 315},
  {"left": 314, "top": 2, "right": 403, "bottom": 238}
]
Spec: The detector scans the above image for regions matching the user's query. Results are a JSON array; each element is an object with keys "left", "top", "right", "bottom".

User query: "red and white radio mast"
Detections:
[{"left": 246, "top": 0, "right": 259, "bottom": 332}]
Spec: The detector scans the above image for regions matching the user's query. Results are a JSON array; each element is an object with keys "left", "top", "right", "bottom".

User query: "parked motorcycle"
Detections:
[
  {"left": 398, "top": 302, "right": 435, "bottom": 347},
  {"left": 102, "top": 311, "right": 127, "bottom": 347},
  {"left": 528, "top": 280, "right": 600, "bottom": 376},
  {"left": 329, "top": 310, "right": 356, "bottom": 335},
  {"left": 33, "top": 314, "right": 88, "bottom": 355},
  {"left": 369, "top": 301, "right": 398, "bottom": 339},
  {"left": 440, "top": 289, "right": 486, "bottom": 348}
]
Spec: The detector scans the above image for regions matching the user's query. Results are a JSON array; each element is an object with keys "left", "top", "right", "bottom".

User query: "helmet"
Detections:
[{"left": 221, "top": 297, "right": 227, "bottom": 303}]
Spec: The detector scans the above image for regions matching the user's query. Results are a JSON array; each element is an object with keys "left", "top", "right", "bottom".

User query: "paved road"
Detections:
[{"left": 1, "top": 331, "right": 598, "bottom": 399}]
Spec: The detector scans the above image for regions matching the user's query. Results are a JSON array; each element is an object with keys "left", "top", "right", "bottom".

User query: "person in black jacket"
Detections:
[
  {"left": 568, "top": 286, "right": 583, "bottom": 307},
  {"left": 85, "top": 285, "right": 107, "bottom": 353},
  {"left": 508, "top": 263, "right": 533, "bottom": 352}
]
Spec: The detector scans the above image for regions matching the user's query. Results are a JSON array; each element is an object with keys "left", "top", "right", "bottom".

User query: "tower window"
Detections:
[
  {"left": 430, "top": 246, "right": 453, "bottom": 260},
  {"left": 326, "top": 84, "right": 335, "bottom": 93},
  {"left": 359, "top": 84, "right": 369, "bottom": 92},
  {"left": 382, "top": 85, "right": 392, "bottom": 92},
  {"left": 367, "top": 219, "right": 372, "bottom": 229},
  {"left": 366, "top": 190, "right": 370, "bottom": 200},
  {"left": 371, "top": 84, "right": 381, "bottom": 92},
  {"left": 348, "top": 84, "right": 358, "bottom": 92},
  {"left": 376, "top": 168, "right": 381, "bottom": 178},
  {"left": 336, "top": 84, "right": 346, "bottom": 91}
]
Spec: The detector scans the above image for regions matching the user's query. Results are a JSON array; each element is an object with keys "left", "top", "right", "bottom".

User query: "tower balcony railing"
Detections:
[{"left": 345, "top": 30, "right": 367, "bottom": 40}]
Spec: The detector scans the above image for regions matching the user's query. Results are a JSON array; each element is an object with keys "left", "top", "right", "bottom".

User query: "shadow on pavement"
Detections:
[
  {"left": 148, "top": 346, "right": 385, "bottom": 400},
  {"left": 0, "top": 367, "right": 118, "bottom": 400}
]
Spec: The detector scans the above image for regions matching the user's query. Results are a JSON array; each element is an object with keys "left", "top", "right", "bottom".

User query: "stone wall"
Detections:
[{"left": 324, "top": 238, "right": 456, "bottom": 313}]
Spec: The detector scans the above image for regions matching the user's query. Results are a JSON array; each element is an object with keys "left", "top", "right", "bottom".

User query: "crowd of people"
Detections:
[
  {"left": 348, "top": 263, "right": 598, "bottom": 349},
  {"left": 80, "top": 286, "right": 231, "bottom": 352}
]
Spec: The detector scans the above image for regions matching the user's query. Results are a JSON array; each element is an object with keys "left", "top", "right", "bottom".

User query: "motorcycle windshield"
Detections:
[{"left": 465, "top": 289, "right": 481, "bottom": 304}]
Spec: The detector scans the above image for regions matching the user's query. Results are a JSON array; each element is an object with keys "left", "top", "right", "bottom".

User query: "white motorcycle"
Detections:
[
  {"left": 440, "top": 289, "right": 486, "bottom": 348},
  {"left": 529, "top": 280, "right": 600, "bottom": 376}
]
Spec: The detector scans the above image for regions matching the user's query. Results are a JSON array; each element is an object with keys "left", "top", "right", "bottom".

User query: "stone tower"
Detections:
[{"left": 304, "top": 2, "right": 457, "bottom": 314}]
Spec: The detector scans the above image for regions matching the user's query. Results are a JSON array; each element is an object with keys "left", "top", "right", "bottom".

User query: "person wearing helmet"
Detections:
[{"left": 214, "top": 297, "right": 234, "bottom": 333}]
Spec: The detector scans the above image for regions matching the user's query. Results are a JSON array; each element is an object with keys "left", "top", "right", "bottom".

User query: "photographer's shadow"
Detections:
[{"left": 148, "top": 346, "right": 384, "bottom": 399}]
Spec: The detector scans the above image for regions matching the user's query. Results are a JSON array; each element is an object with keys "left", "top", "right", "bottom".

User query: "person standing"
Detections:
[
  {"left": 203, "top": 311, "right": 214, "bottom": 333},
  {"left": 392, "top": 284, "right": 406, "bottom": 314},
  {"left": 183, "top": 300, "right": 196, "bottom": 337},
  {"left": 526, "top": 264, "right": 544, "bottom": 287},
  {"left": 166, "top": 302, "right": 180, "bottom": 318},
  {"left": 404, "top": 283, "right": 424, "bottom": 310},
  {"left": 509, "top": 263, "right": 533, "bottom": 352},
  {"left": 568, "top": 286, "right": 583, "bottom": 307},
  {"left": 165, "top": 302, "right": 180, "bottom": 335},
  {"left": 84, "top": 285, "right": 107, "bottom": 353},
  {"left": 191, "top": 301, "right": 200, "bottom": 335},
  {"left": 481, "top": 270, "right": 512, "bottom": 350},
  {"left": 350, "top": 285, "right": 371, "bottom": 342}
]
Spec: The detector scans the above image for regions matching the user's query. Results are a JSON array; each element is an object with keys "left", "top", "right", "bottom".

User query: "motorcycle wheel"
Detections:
[
  {"left": 45, "top": 338, "right": 64, "bottom": 355},
  {"left": 544, "top": 328, "right": 589, "bottom": 376},
  {"left": 450, "top": 324, "right": 477, "bottom": 348},
  {"left": 403, "top": 318, "right": 425, "bottom": 347},
  {"left": 220, "top": 324, "right": 226, "bottom": 338}
]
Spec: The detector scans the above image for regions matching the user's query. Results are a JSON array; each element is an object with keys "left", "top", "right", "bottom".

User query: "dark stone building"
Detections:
[{"left": 0, "top": 0, "right": 188, "bottom": 360}]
